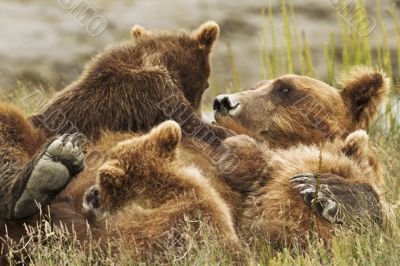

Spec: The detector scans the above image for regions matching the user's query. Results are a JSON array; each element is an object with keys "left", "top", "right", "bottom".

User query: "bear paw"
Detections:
[
  {"left": 13, "top": 133, "right": 84, "bottom": 219},
  {"left": 290, "top": 173, "right": 344, "bottom": 225}
]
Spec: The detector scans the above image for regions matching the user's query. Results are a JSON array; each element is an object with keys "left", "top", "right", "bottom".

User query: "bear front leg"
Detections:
[
  {"left": 290, "top": 173, "right": 383, "bottom": 225},
  {"left": 219, "top": 135, "right": 269, "bottom": 193},
  {"left": 4, "top": 134, "right": 84, "bottom": 220}
]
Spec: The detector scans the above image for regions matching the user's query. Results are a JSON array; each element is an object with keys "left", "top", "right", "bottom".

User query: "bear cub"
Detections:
[{"left": 83, "top": 121, "right": 240, "bottom": 254}]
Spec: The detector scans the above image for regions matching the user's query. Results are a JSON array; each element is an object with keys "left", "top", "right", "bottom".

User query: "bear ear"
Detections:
[
  {"left": 192, "top": 21, "right": 220, "bottom": 51},
  {"left": 339, "top": 66, "right": 389, "bottom": 128},
  {"left": 340, "top": 130, "right": 369, "bottom": 163},
  {"left": 148, "top": 120, "right": 182, "bottom": 157},
  {"left": 131, "top": 25, "right": 151, "bottom": 40},
  {"left": 97, "top": 161, "right": 126, "bottom": 189}
]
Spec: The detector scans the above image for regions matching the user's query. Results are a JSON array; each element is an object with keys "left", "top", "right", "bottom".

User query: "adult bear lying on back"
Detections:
[{"left": 213, "top": 66, "right": 390, "bottom": 247}]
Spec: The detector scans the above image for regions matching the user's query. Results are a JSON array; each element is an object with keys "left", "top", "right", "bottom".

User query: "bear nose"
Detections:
[{"left": 213, "top": 95, "right": 236, "bottom": 112}]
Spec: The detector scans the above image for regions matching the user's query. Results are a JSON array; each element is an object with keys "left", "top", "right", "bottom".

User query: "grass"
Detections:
[{"left": 2, "top": 0, "right": 400, "bottom": 264}]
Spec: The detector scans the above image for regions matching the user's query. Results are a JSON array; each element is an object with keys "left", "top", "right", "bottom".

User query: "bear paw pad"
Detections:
[{"left": 13, "top": 133, "right": 84, "bottom": 219}]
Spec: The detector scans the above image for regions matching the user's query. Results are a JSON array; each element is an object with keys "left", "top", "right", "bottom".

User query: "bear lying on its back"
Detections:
[
  {"left": 211, "top": 67, "right": 389, "bottom": 243},
  {"left": 68, "top": 66, "right": 390, "bottom": 247}
]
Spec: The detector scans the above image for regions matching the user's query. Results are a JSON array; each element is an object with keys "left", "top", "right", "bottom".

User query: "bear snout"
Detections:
[{"left": 213, "top": 95, "right": 240, "bottom": 116}]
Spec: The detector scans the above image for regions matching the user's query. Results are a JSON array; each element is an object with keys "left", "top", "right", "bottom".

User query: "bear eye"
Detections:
[{"left": 278, "top": 86, "right": 291, "bottom": 95}]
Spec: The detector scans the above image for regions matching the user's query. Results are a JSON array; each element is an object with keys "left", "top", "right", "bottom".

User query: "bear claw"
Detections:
[
  {"left": 290, "top": 173, "right": 344, "bottom": 224},
  {"left": 289, "top": 173, "right": 316, "bottom": 182},
  {"left": 45, "top": 133, "right": 85, "bottom": 175}
]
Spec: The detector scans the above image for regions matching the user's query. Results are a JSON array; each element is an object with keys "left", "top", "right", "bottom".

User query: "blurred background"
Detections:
[{"left": 0, "top": 0, "right": 398, "bottom": 106}]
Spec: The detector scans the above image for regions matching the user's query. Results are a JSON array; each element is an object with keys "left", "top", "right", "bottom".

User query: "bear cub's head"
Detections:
[
  {"left": 96, "top": 121, "right": 182, "bottom": 210},
  {"left": 131, "top": 22, "right": 220, "bottom": 111}
]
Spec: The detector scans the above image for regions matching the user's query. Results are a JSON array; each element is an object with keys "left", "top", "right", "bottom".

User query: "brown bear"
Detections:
[
  {"left": 213, "top": 66, "right": 388, "bottom": 148},
  {"left": 219, "top": 130, "right": 384, "bottom": 249},
  {"left": 58, "top": 66, "right": 390, "bottom": 242},
  {"left": 0, "top": 104, "right": 84, "bottom": 221},
  {"left": 0, "top": 105, "right": 84, "bottom": 264},
  {"left": 211, "top": 67, "right": 389, "bottom": 228},
  {"left": 29, "top": 21, "right": 230, "bottom": 145},
  {"left": 81, "top": 120, "right": 240, "bottom": 255},
  {"left": 1, "top": 23, "right": 239, "bottom": 263},
  {"left": 77, "top": 123, "right": 385, "bottom": 254},
  {"left": 221, "top": 66, "right": 388, "bottom": 222}
]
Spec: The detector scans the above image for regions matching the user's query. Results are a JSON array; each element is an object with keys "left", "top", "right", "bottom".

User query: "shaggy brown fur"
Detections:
[
  {"left": 30, "top": 21, "right": 231, "bottom": 146},
  {"left": 91, "top": 121, "right": 240, "bottom": 252},
  {"left": 219, "top": 130, "right": 384, "bottom": 248},
  {"left": 63, "top": 129, "right": 243, "bottom": 227},
  {"left": 0, "top": 127, "right": 240, "bottom": 262},
  {"left": 0, "top": 105, "right": 86, "bottom": 264},
  {"left": 214, "top": 66, "right": 389, "bottom": 148}
]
